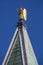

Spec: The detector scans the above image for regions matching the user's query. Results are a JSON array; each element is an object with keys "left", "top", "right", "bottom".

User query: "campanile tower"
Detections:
[{"left": 2, "top": 8, "right": 38, "bottom": 65}]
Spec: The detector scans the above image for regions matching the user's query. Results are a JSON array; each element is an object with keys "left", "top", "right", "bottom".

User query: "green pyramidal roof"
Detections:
[{"left": 2, "top": 26, "right": 38, "bottom": 65}]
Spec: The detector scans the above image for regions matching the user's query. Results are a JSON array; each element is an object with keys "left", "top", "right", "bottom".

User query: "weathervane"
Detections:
[
  {"left": 17, "top": 8, "right": 27, "bottom": 21},
  {"left": 17, "top": 8, "right": 27, "bottom": 28}
]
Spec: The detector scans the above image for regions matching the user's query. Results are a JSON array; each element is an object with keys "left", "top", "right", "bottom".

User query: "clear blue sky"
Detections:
[{"left": 0, "top": 0, "right": 43, "bottom": 65}]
